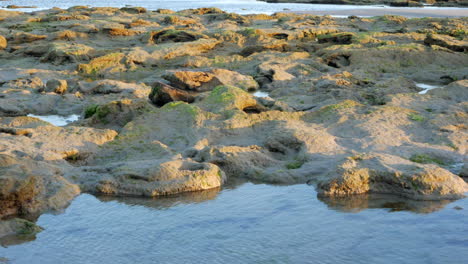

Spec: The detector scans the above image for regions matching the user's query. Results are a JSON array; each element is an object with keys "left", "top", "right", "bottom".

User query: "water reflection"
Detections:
[
  {"left": 318, "top": 193, "right": 455, "bottom": 214},
  {"left": 0, "top": 233, "right": 37, "bottom": 248},
  {"left": 96, "top": 187, "right": 221, "bottom": 210},
  {"left": 0, "top": 181, "right": 464, "bottom": 250}
]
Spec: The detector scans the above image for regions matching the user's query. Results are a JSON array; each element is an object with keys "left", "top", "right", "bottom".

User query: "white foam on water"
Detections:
[
  {"left": 27, "top": 114, "right": 80, "bottom": 126},
  {"left": 416, "top": 83, "right": 440, "bottom": 94}
]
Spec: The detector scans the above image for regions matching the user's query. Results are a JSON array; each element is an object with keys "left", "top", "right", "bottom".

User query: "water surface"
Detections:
[
  {"left": 0, "top": 182, "right": 467, "bottom": 264},
  {"left": 27, "top": 114, "right": 80, "bottom": 126},
  {"left": 1, "top": 0, "right": 465, "bottom": 15}
]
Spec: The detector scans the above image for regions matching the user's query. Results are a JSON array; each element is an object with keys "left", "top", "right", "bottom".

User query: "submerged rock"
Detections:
[{"left": 0, "top": 218, "right": 43, "bottom": 239}]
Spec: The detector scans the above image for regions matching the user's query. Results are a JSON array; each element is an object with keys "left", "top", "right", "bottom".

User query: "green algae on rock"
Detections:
[{"left": 0, "top": 7, "right": 466, "bottom": 222}]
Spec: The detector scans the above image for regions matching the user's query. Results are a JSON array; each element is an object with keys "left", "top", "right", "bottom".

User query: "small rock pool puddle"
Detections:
[
  {"left": 0, "top": 182, "right": 467, "bottom": 264},
  {"left": 416, "top": 83, "right": 441, "bottom": 94},
  {"left": 251, "top": 91, "right": 270, "bottom": 98},
  {"left": 27, "top": 114, "right": 80, "bottom": 127}
]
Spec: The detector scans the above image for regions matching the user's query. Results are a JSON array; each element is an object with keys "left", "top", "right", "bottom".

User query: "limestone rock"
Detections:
[
  {"left": 424, "top": 34, "right": 468, "bottom": 52},
  {"left": 0, "top": 35, "right": 6, "bottom": 50},
  {"left": 163, "top": 69, "right": 258, "bottom": 92},
  {"left": 45, "top": 79, "right": 68, "bottom": 94},
  {"left": 149, "top": 81, "right": 198, "bottom": 106},
  {"left": 0, "top": 218, "right": 43, "bottom": 238},
  {"left": 0, "top": 154, "right": 80, "bottom": 218},
  {"left": 318, "top": 154, "right": 468, "bottom": 200}
]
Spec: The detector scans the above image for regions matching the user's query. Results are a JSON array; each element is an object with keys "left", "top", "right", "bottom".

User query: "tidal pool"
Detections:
[
  {"left": 0, "top": 181, "right": 467, "bottom": 264},
  {"left": 252, "top": 91, "right": 270, "bottom": 98},
  {"left": 416, "top": 83, "right": 441, "bottom": 94},
  {"left": 27, "top": 114, "right": 80, "bottom": 126}
]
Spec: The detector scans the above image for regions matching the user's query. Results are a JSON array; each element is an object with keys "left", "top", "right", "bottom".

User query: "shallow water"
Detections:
[
  {"left": 416, "top": 83, "right": 441, "bottom": 94},
  {"left": 252, "top": 91, "right": 270, "bottom": 98},
  {"left": 0, "top": 182, "right": 467, "bottom": 264},
  {"left": 1, "top": 0, "right": 464, "bottom": 15},
  {"left": 27, "top": 114, "right": 80, "bottom": 126}
]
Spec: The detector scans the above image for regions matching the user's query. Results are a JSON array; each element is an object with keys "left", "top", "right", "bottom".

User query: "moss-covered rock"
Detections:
[{"left": 77, "top": 53, "right": 126, "bottom": 77}]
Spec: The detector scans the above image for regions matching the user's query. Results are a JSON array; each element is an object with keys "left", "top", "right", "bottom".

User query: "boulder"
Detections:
[
  {"left": 89, "top": 160, "right": 226, "bottom": 197},
  {"left": 45, "top": 79, "right": 67, "bottom": 94},
  {"left": 149, "top": 81, "right": 198, "bottom": 106},
  {"left": 0, "top": 154, "right": 80, "bottom": 218},
  {"left": 0, "top": 35, "right": 6, "bottom": 50},
  {"left": 318, "top": 154, "right": 468, "bottom": 200},
  {"left": 163, "top": 69, "right": 258, "bottom": 92},
  {"left": 163, "top": 70, "right": 221, "bottom": 92}
]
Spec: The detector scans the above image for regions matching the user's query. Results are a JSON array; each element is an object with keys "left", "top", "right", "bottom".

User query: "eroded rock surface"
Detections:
[{"left": 0, "top": 8, "right": 467, "bottom": 222}]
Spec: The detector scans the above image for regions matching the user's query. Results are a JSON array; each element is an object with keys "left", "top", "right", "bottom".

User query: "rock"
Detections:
[
  {"left": 428, "top": 80, "right": 468, "bottom": 101},
  {"left": 77, "top": 53, "right": 126, "bottom": 77},
  {"left": 0, "top": 218, "right": 43, "bottom": 238},
  {"left": 211, "top": 69, "right": 259, "bottom": 91},
  {"left": 318, "top": 154, "right": 468, "bottom": 200},
  {"left": 460, "top": 163, "right": 468, "bottom": 178},
  {"left": 424, "top": 34, "right": 468, "bottom": 53},
  {"left": 318, "top": 32, "right": 354, "bottom": 44},
  {"left": 78, "top": 80, "right": 151, "bottom": 97},
  {"left": 120, "top": 7, "right": 147, "bottom": 14},
  {"left": 45, "top": 79, "right": 67, "bottom": 94},
  {"left": 201, "top": 85, "right": 260, "bottom": 112},
  {"left": 41, "top": 43, "right": 95, "bottom": 65},
  {"left": 103, "top": 27, "right": 140, "bottom": 37},
  {"left": 53, "top": 30, "right": 88, "bottom": 41},
  {"left": 10, "top": 32, "right": 47, "bottom": 44},
  {"left": 149, "top": 81, "right": 198, "bottom": 106},
  {"left": 0, "top": 35, "right": 6, "bottom": 50},
  {"left": 0, "top": 154, "right": 80, "bottom": 218},
  {"left": 163, "top": 70, "right": 222, "bottom": 92},
  {"left": 90, "top": 160, "right": 226, "bottom": 197},
  {"left": 0, "top": 6, "right": 468, "bottom": 218},
  {"left": 163, "top": 69, "right": 258, "bottom": 92},
  {"left": 81, "top": 99, "right": 154, "bottom": 131},
  {"left": 257, "top": 63, "right": 295, "bottom": 84},
  {"left": 149, "top": 29, "right": 208, "bottom": 44}
]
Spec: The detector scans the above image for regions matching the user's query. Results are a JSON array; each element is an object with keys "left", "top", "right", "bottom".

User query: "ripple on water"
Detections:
[{"left": 0, "top": 182, "right": 467, "bottom": 264}]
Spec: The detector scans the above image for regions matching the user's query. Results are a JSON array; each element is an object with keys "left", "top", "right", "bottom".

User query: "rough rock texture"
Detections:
[
  {"left": 318, "top": 153, "right": 468, "bottom": 200},
  {"left": 0, "top": 7, "right": 467, "bottom": 223},
  {"left": 45, "top": 79, "right": 68, "bottom": 94},
  {"left": 0, "top": 154, "right": 80, "bottom": 218},
  {"left": 0, "top": 35, "right": 7, "bottom": 50}
]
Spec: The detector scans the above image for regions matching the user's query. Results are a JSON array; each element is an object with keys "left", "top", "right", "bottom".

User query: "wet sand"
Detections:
[{"left": 289, "top": 7, "right": 468, "bottom": 18}]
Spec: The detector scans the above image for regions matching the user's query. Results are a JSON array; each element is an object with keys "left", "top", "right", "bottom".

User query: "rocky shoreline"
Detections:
[{"left": 0, "top": 6, "right": 467, "bottom": 237}]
